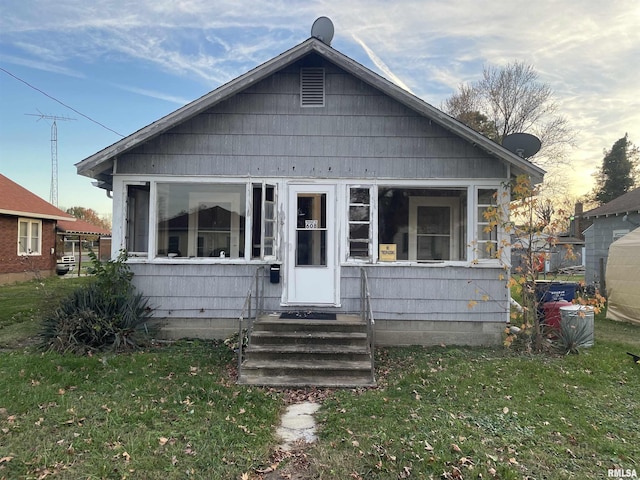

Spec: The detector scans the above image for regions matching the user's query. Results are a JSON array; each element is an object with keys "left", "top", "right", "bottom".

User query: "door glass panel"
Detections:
[{"left": 296, "top": 193, "right": 327, "bottom": 266}]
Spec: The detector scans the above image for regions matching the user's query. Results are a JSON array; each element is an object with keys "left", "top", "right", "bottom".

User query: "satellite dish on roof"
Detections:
[
  {"left": 311, "top": 16, "right": 334, "bottom": 45},
  {"left": 502, "top": 133, "right": 542, "bottom": 158}
]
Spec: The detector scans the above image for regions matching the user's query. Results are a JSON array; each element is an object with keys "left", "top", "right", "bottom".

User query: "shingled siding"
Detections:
[
  {"left": 344, "top": 265, "right": 508, "bottom": 345},
  {"left": 115, "top": 61, "right": 507, "bottom": 180},
  {"left": 584, "top": 214, "right": 640, "bottom": 286},
  {"left": 130, "top": 263, "right": 508, "bottom": 346}
]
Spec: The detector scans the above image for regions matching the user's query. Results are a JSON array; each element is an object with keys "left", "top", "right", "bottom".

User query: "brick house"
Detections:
[{"left": 0, "top": 174, "right": 75, "bottom": 284}]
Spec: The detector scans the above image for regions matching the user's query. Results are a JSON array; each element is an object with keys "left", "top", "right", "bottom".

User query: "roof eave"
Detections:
[
  {"left": 0, "top": 208, "right": 75, "bottom": 221},
  {"left": 582, "top": 209, "right": 640, "bottom": 219}
]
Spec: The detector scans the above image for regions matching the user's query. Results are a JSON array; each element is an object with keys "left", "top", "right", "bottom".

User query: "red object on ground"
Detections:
[{"left": 543, "top": 300, "right": 573, "bottom": 330}]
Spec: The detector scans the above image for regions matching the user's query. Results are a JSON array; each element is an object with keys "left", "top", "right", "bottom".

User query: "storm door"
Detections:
[{"left": 286, "top": 184, "right": 338, "bottom": 305}]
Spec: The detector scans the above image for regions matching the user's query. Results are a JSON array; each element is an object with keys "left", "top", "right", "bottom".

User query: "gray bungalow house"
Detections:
[
  {"left": 76, "top": 35, "right": 544, "bottom": 350},
  {"left": 582, "top": 187, "right": 640, "bottom": 287}
]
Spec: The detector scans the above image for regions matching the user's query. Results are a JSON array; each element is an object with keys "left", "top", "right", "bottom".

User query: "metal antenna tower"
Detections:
[{"left": 25, "top": 111, "right": 76, "bottom": 206}]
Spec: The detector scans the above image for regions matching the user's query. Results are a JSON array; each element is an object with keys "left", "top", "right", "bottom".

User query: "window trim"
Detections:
[
  {"left": 408, "top": 196, "right": 462, "bottom": 262},
  {"left": 117, "top": 177, "right": 507, "bottom": 268},
  {"left": 472, "top": 185, "right": 507, "bottom": 265},
  {"left": 124, "top": 182, "right": 150, "bottom": 257},
  {"left": 118, "top": 176, "right": 281, "bottom": 264},
  {"left": 374, "top": 186, "right": 469, "bottom": 265},
  {"left": 252, "top": 182, "right": 278, "bottom": 261},
  {"left": 17, "top": 218, "right": 42, "bottom": 256},
  {"left": 347, "top": 185, "right": 372, "bottom": 261}
]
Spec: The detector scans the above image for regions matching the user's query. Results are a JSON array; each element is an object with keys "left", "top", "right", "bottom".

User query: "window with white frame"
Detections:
[
  {"left": 18, "top": 218, "right": 42, "bottom": 255},
  {"left": 476, "top": 188, "right": 499, "bottom": 259},
  {"left": 251, "top": 183, "right": 277, "bottom": 259},
  {"left": 126, "top": 183, "right": 150, "bottom": 255},
  {"left": 378, "top": 188, "right": 467, "bottom": 261},
  {"left": 156, "top": 183, "right": 246, "bottom": 259},
  {"left": 348, "top": 187, "right": 371, "bottom": 259}
]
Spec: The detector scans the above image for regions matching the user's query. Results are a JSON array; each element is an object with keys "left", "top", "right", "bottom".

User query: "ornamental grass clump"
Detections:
[
  {"left": 553, "top": 314, "right": 593, "bottom": 355},
  {"left": 40, "top": 250, "right": 153, "bottom": 354}
]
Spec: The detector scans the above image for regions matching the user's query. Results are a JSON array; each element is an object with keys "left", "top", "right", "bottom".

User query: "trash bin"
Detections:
[
  {"left": 543, "top": 300, "right": 572, "bottom": 331},
  {"left": 559, "top": 305, "right": 594, "bottom": 348},
  {"left": 535, "top": 281, "right": 579, "bottom": 303}
]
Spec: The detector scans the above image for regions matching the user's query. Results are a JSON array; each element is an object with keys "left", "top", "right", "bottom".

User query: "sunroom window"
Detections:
[
  {"left": 251, "top": 183, "right": 277, "bottom": 259},
  {"left": 348, "top": 187, "right": 371, "bottom": 259},
  {"left": 476, "top": 188, "right": 498, "bottom": 259},
  {"left": 156, "top": 183, "right": 245, "bottom": 259},
  {"left": 125, "top": 184, "right": 150, "bottom": 255},
  {"left": 378, "top": 188, "right": 467, "bottom": 261}
]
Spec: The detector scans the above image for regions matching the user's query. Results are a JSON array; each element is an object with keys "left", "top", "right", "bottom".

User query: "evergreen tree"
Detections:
[{"left": 593, "top": 134, "right": 637, "bottom": 205}]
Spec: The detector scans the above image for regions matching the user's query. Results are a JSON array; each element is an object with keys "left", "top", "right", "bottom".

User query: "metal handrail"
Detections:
[
  {"left": 237, "top": 266, "right": 265, "bottom": 378},
  {"left": 360, "top": 268, "right": 376, "bottom": 383}
]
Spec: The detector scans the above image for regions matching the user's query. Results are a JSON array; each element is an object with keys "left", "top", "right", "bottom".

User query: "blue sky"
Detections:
[{"left": 1, "top": 0, "right": 639, "bottom": 219}]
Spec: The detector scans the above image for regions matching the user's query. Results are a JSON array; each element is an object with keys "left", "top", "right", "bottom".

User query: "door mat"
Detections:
[{"left": 279, "top": 311, "right": 337, "bottom": 320}]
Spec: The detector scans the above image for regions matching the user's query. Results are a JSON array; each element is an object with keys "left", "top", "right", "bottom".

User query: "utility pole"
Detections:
[{"left": 25, "top": 111, "right": 76, "bottom": 206}]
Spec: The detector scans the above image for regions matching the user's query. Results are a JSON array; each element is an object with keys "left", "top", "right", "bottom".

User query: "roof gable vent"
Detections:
[{"left": 300, "top": 68, "right": 325, "bottom": 107}]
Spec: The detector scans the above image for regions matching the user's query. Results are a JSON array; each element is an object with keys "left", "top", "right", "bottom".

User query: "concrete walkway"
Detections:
[{"left": 276, "top": 401, "right": 321, "bottom": 451}]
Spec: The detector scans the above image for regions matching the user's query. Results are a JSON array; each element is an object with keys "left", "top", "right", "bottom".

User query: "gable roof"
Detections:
[
  {"left": 76, "top": 37, "right": 545, "bottom": 186},
  {"left": 0, "top": 174, "right": 75, "bottom": 221},
  {"left": 582, "top": 187, "right": 640, "bottom": 218},
  {"left": 57, "top": 218, "right": 111, "bottom": 236}
]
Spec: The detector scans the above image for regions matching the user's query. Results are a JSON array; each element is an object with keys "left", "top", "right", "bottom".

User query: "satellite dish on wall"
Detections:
[
  {"left": 311, "top": 16, "right": 334, "bottom": 45},
  {"left": 502, "top": 133, "right": 541, "bottom": 158}
]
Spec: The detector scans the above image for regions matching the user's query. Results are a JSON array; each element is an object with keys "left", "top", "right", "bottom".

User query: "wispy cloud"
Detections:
[
  {"left": 110, "top": 83, "right": 192, "bottom": 105},
  {"left": 0, "top": 53, "right": 85, "bottom": 78},
  {"left": 1, "top": 0, "right": 638, "bottom": 198},
  {"left": 351, "top": 34, "right": 413, "bottom": 93}
]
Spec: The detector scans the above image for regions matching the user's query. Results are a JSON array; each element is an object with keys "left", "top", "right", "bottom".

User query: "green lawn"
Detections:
[
  {"left": 0, "top": 277, "right": 91, "bottom": 350},
  {"left": 1, "top": 278, "right": 638, "bottom": 479},
  {"left": 313, "top": 324, "right": 639, "bottom": 479}
]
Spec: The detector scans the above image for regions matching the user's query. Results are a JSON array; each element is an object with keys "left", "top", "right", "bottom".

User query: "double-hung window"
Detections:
[{"left": 18, "top": 218, "right": 42, "bottom": 255}]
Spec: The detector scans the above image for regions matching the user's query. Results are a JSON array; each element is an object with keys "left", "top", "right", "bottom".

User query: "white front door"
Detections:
[{"left": 286, "top": 184, "right": 338, "bottom": 305}]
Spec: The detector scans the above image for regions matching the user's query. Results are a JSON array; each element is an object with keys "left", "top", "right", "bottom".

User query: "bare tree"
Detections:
[{"left": 444, "top": 61, "right": 575, "bottom": 172}]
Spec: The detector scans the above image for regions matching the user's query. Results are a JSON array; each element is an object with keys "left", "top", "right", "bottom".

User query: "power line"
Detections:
[{"left": 0, "top": 66, "right": 125, "bottom": 138}]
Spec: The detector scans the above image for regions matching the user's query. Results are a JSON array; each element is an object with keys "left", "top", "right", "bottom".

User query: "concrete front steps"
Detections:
[{"left": 238, "top": 314, "right": 376, "bottom": 388}]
